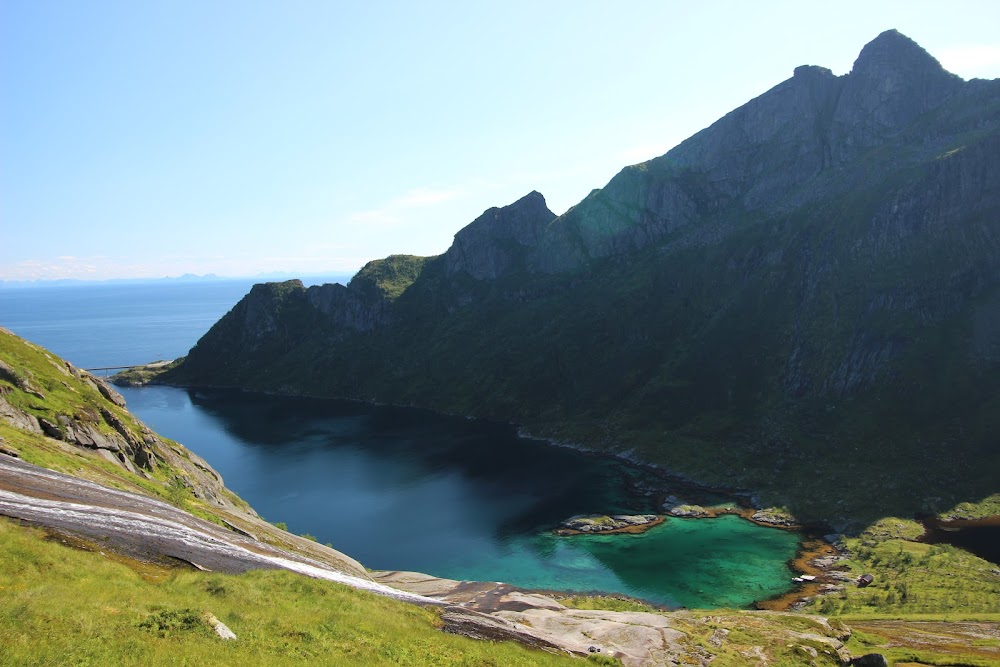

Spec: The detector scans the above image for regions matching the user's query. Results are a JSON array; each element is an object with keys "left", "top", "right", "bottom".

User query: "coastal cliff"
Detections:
[{"left": 162, "top": 31, "right": 1000, "bottom": 524}]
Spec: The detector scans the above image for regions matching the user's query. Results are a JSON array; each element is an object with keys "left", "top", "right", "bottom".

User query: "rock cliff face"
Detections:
[
  {"left": 444, "top": 191, "right": 556, "bottom": 280},
  {"left": 528, "top": 30, "right": 976, "bottom": 273},
  {"left": 0, "top": 328, "right": 243, "bottom": 510},
  {"left": 164, "top": 31, "right": 1000, "bottom": 522}
]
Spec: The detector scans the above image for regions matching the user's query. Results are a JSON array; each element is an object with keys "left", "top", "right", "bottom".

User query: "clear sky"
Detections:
[{"left": 2, "top": 1, "right": 999, "bottom": 282}]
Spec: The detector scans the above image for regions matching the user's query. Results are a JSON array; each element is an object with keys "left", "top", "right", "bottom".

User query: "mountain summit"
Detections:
[
  {"left": 162, "top": 32, "right": 1000, "bottom": 524},
  {"left": 444, "top": 190, "right": 556, "bottom": 280},
  {"left": 832, "top": 29, "right": 963, "bottom": 158}
]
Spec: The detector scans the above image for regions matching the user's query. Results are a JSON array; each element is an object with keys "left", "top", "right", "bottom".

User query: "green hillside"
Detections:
[{"left": 0, "top": 517, "right": 582, "bottom": 667}]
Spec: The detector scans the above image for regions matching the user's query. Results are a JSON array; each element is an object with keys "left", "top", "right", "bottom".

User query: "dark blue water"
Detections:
[{"left": 0, "top": 282, "right": 801, "bottom": 607}]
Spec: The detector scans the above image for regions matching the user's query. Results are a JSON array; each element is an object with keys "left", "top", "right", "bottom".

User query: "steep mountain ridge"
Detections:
[
  {"left": 163, "top": 31, "right": 1000, "bottom": 524},
  {"left": 529, "top": 30, "right": 975, "bottom": 273}
]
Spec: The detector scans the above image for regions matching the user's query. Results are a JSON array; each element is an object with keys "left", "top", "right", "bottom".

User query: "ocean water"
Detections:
[
  {"left": 0, "top": 281, "right": 801, "bottom": 608},
  {"left": 0, "top": 280, "right": 261, "bottom": 369}
]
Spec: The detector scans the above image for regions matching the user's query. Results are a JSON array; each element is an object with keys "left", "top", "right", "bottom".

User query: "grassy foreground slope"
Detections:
[
  {"left": 0, "top": 519, "right": 579, "bottom": 667},
  {"left": 0, "top": 328, "right": 582, "bottom": 666}
]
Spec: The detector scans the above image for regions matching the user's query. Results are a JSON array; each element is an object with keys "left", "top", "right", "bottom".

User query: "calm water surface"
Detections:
[
  {"left": 121, "top": 385, "right": 800, "bottom": 608},
  {"left": 2, "top": 282, "right": 802, "bottom": 607},
  {"left": 0, "top": 281, "right": 260, "bottom": 368}
]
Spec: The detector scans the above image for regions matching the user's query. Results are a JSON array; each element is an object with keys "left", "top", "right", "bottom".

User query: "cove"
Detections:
[
  {"left": 120, "top": 385, "right": 801, "bottom": 608},
  {"left": 922, "top": 517, "right": 1000, "bottom": 566}
]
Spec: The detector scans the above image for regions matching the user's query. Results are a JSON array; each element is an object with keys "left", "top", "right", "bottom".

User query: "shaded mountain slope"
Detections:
[{"left": 164, "top": 31, "right": 1000, "bottom": 525}]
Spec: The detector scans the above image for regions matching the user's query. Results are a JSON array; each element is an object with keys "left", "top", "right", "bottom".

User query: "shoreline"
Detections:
[
  {"left": 124, "top": 375, "right": 843, "bottom": 610},
  {"left": 554, "top": 515, "right": 666, "bottom": 536},
  {"left": 755, "top": 534, "right": 846, "bottom": 612}
]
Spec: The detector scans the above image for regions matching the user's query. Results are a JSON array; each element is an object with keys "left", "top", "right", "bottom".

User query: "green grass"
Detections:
[
  {"left": 349, "top": 254, "right": 432, "bottom": 301},
  {"left": 671, "top": 610, "right": 847, "bottom": 667},
  {"left": 0, "top": 518, "right": 579, "bottom": 667},
  {"left": 804, "top": 519, "right": 1000, "bottom": 617},
  {"left": 841, "top": 618, "right": 1000, "bottom": 667},
  {"left": 940, "top": 494, "right": 1000, "bottom": 520}
]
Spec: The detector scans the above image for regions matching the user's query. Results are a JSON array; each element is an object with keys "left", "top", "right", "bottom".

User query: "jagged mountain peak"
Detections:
[
  {"left": 515, "top": 190, "right": 547, "bottom": 206},
  {"left": 851, "top": 29, "right": 948, "bottom": 78},
  {"left": 829, "top": 30, "right": 964, "bottom": 161},
  {"left": 477, "top": 190, "right": 554, "bottom": 226},
  {"left": 444, "top": 191, "right": 557, "bottom": 280}
]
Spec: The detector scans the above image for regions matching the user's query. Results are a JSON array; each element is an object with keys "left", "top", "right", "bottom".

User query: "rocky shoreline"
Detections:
[
  {"left": 756, "top": 536, "right": 851, "bottom": 612},
  {"left": 119, "top": 365, "right": 846, "bottom": 612},
  {"left": 658, "top": 499, "right": 850, "bottom": 611},
  {"left": 553, "top": 498, "right": 849, "bottom": 613},
  {"left": 555, "top": 514, "right": 663, "bottom": 535}
]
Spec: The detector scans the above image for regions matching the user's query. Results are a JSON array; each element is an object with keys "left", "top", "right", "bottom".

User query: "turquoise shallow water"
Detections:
[
  {"left": 509, "top": 516, "right": 797, "bottom": 608},
  {"left": 434, "top": 515, "right": 800, "bottom": 608}
]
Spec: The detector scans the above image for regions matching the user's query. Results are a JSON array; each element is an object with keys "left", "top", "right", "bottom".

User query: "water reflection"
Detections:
[
  {"left": 122, "top": 386, "right": 799, "bottom": 608},
  {"left": 184, "top": 389, "right": 646, "bottom": 536}
]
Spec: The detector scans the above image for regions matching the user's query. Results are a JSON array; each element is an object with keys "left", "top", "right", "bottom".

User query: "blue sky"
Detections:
[{"left": 2, "top": 1, "right": 1000, "bottom": 281}]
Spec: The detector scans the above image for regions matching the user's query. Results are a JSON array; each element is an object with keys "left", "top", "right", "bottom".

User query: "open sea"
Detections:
[
  {"left": 0, "top": 280, "right": 801, "bottom": 608},
  {"left": 0, "top": 280, "right": 262, "bottom": 369}
]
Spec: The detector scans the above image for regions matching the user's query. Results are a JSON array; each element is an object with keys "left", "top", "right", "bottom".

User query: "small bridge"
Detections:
[{"left": 83, "top": 366, "right": 146, "bottom": 372}]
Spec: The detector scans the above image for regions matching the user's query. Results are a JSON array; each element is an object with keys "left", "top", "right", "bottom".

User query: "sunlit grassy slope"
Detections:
[
  {"left": 0, "top": 328, "right": 584, "bottom": 665},
  {"left": 804, "top": 518, "right": 1000, "bottom": 617},
  {"left": 0, "top": 519, "right": 579, "bottom": 667}
]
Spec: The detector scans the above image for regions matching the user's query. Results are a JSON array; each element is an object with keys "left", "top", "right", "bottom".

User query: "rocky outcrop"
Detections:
[
  {"left": 830, "top": 30, "right": 962, "bottom": 163},
  {"left": 306, "top": 255, "right": 433, "bottom": 332},
  {"left": 0, "top": 395, "right": 41, "bottom": 434},
  {"left": 203, "top": 613, "right": 237, "bottom": 641},
  {"left": 0, "top": 455, "right": 370, "bottom": 579},
  {"left": 444, "top": 191, "right": 556, "bottom": 280},
  {"left": 751, "top": 508, "right": 799, "bottom": 527},
  {"left": 0, "top": 390, "right": 156, "bottom": 475},
  {"left": 558, "top": 514, "right": 660, "bottom": 533},
  {"left": 0, "top": 359, "right": 45, "bottom": 399},
  {"left": 373, "top": 572, "right": 855, "bottom": 666},
  {"left": 0, "top": 328, "right": 254, "bottom": 512},
  {"left": 305, "top": 282, "right": 387, "bottom": 333},
  {"left": 87, "top": 372, "right": 127, "bottom": 407},
  {"left": 668, "top": 505, "right": 712, "bottom": 518}
]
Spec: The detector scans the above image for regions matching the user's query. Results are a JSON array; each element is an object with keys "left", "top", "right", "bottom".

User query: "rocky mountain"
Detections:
[{"left": 162, "top": 31, "right": 1000, "bottom": 524}]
